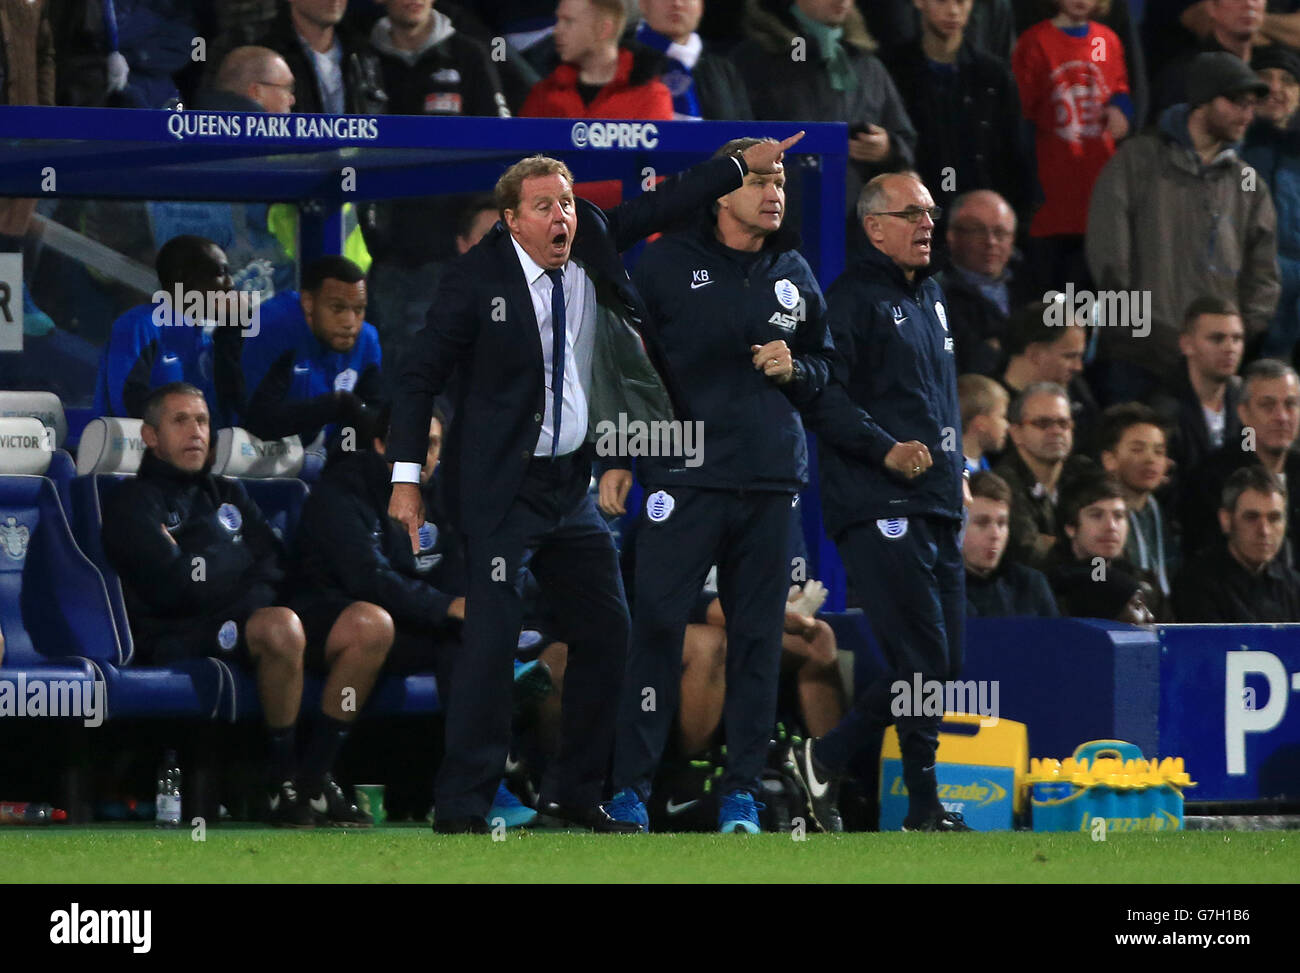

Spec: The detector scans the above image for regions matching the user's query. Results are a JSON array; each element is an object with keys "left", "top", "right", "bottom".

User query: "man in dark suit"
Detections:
[{"left": 387, "top": 134, "right": 802, "bottom": 833}]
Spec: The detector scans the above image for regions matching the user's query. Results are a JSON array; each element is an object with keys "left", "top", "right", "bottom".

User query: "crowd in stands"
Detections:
[{"left": 6, "top": 0, "right": 1300, "bottom": 827}]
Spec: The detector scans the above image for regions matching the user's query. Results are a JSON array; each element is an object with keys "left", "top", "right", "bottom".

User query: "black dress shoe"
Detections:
[
  {"left": 432, "top": 815, "right": 491, "bottom": 834},
  {"left": 540, "top": 801, "right": 643, "bottom": 833}
]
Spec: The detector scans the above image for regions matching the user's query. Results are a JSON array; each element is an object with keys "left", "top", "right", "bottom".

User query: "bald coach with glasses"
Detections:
[{"left": 786, "top": 171, "right": 974, "bottom": 833}]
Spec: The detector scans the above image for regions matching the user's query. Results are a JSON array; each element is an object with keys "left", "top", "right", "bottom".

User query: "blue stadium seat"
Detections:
[
  {"left": 0, "top": 393, "right": 77, "bottom": 516},
  {"left": 65, "top": 418, "right": 227, "bottom": 717},
  {"left": 216, "top": 663, "right": 440, "bottom": 722},
  {"left": 69, "top": 473, "right": 135, "bottom": 663},
  {"left": 0, "top": 474, "right": 121, "bottom": 666},
  {"left": 211, "top": 427, "right": 310, "bottom": 545},
  {"left": 242, "top": 478, "right": 309, "bottom": 547}
]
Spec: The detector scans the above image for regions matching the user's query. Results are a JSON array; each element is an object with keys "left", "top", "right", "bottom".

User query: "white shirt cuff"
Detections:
[
  {"left": 391, "top": 461, "right": 422, "bottom": 484},
  {"left": 731, "top": 156, "right": 745, "bottom": 177}
]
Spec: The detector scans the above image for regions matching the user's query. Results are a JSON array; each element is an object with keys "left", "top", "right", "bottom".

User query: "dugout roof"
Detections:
[{"left": 0, "top": 107, "right": 847, "bottom": 286}]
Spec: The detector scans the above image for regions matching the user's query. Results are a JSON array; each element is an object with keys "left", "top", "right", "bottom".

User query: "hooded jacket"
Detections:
[
  {"left": 629, "top": 214, "right": 831, "bottom": 493},
  {"left": 1086, "top": 104, "right": 1280, "bottom": 376},
  {"left": 521, "top": 44, "right": 672, "bottom": 119},
  {"left": 800, "top": 242, "right": 964, "bottom": 537},
  {"left": 730, "top": 0, "right": 916, "bottom": 212},
  {"left": 102, "top": 450, "right": 282, "bottom": 658},
  {"left": 369, "top": 12, "right": 509, "bottom": 118},
  {"left": 290, "top": 448, "right": 464, "bottom": 631}
]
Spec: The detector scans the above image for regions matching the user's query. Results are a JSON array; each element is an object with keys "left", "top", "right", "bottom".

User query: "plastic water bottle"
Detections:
[{"left": 155, "top": 749, "right": 182, "bottom": 828}]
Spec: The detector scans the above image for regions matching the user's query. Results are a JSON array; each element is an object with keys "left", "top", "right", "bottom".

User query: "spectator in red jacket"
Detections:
[
  {"left": 521, "top": 0, "right": 673, "bottom": 120},
  {"left": 1012, "top": 0, "right": 1132, "bottom": 295}
]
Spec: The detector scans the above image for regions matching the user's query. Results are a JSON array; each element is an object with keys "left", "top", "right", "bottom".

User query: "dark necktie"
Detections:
[{"left": 545, "top": 267, "right": 566, "bottom": 458}]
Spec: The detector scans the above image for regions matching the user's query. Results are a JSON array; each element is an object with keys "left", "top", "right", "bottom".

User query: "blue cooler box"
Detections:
[{"left": 879, "top": 715, "right": 1028, "bottom": 831}]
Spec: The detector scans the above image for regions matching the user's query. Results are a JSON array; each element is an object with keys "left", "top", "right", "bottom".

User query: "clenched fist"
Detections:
[{"left": 884, "top": 441, "right": 932, "bottom": 480}]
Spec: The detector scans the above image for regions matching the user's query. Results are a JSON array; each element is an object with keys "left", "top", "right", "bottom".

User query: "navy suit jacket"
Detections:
[{"left": 388, "top": 155, "right": 747, "bottom": 537}]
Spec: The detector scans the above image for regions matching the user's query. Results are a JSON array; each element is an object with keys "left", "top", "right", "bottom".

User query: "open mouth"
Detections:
[{"left": 551, "top": 231, "right": 568, "bottom": 249}]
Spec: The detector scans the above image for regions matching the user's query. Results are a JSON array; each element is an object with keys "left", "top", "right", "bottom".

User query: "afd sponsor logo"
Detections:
[
  {"left": 50, "top": 903, "right": 150, "bottom": 953},
  {"left": 240, "top": 440, "right": 290, "bottom": 458},
  {"left": 0, "top": 673, "right": 106, "bottom": 727},
  {"left": 1225, "top": 649, "right": 1300, "bottom": 776},
  {"left": 571, "top": 121, "right": 659, "bottom": 149},
  {"left": 889, "top": 776, "right": 1007, "bottom": 809},
  {"left": 1076, "top": 809, "right": 1181, "bottom": 832}
]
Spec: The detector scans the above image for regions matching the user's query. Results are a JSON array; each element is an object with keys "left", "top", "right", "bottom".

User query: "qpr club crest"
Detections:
[
  {"left": 0, "top": 516, "right": 29, "bottom": 560},
  {"left": 217, "top": 503, "right": 243, "bottom": 533},
  {"left": 334, "top": 368, "right": 358, "bottom": 393},
  {"left": 217, "top": 619, "right": 239, "bottom": 652},
  {"left": 415, "top": 521, "right": 442, "bottom": 572},
  {"left": 774, "top": 279, "right": 800, "bottom": 310},
  {"left": 876, "top": 517, "right": 909, "bottom": 540},
  {"left": 646, "top": 490, "right": 675, "bottom": 523}
]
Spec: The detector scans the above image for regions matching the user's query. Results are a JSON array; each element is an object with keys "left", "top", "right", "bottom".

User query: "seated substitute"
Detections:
[
  {"left": 1173, "top": 466, "right": 1300, "bottom": 622},
  {"left": 288, "top": 405, "right": 549, "bottom": 827},
  {"left": 102, "top": 383, "right": 395, "bottom": 827},
  {"left": 93, "top": 235, "right": 241, "bottom": 423},
  {"left": 223, "top": 255, "right": 384, "bottom": 447},
  {"left": 963, "top": 471, "right": 1059, "bottom": 617}
]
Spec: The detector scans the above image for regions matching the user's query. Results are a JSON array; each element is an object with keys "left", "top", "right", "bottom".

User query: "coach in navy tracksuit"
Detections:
[
  {"left": 789, "top": 171, "right": 973, "bottom": 833},
  {"left": 602, "top": 137, "right": 832, "bottom": 834}
]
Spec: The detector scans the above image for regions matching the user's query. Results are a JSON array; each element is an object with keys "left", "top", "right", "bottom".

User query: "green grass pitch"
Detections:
[{"left": 1, "top": 826, "right": 1295, "bottom": 883}]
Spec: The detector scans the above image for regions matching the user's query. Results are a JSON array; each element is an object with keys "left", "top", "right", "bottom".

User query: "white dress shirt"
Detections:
[
  {"left": 392, "top": 237, "right": 597, "bottom": 484},
  {"left": 509, "top": 235, "right": 596, "bottom": 457}
]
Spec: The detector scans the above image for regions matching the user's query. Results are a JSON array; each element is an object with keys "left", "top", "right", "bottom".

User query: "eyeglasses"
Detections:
[
  {"left": 951, "top": 223, "right": 1014, "bottom": 242},
  {"left": 255, "top": 79, "right": 296, "bottom": 92},
  {"left": 869, "top": 206, "right": 942, "bottom": 224},
  {"left": 1023, "top": 417, "right": 1074, "bottom": 431}
]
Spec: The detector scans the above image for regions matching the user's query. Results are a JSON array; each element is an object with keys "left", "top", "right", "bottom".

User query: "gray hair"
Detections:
[
  {"left": 1241, "top": 358, "right": 1300, "bottom": 403},
  {"left": 143, "top": 382, "right": 206, "bottom": 429},
  {"left": 1221, "top": 464, "right": 1288, "bottom": 514},
  {"left": 1008, "top": 381, "right": 1070, "bottom": 425}
]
